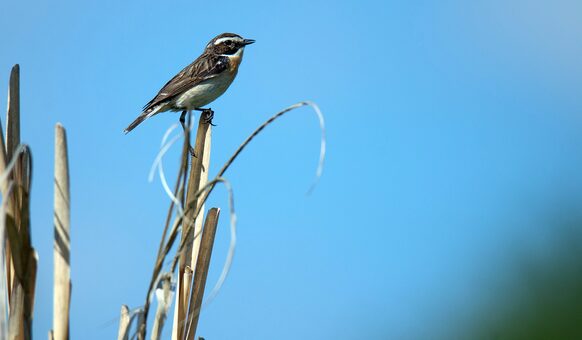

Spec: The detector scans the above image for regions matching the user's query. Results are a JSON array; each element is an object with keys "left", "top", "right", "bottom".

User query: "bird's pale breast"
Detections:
[{"left": 174, "top": 71, "right": 236, "bottom": 109}]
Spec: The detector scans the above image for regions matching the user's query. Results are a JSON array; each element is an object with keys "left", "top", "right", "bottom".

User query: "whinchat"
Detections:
[{"left": 124, "top": 32, "right": 255, "bottom": 133}]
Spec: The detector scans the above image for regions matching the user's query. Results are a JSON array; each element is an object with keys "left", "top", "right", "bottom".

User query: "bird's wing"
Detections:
[{"left": 142, "top": 53, "right": 228, "bottom": 112}]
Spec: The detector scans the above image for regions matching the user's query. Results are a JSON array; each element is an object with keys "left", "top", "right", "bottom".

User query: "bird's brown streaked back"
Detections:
[{"left": 141, "top": 53, "right": 227, "bottom": 114}]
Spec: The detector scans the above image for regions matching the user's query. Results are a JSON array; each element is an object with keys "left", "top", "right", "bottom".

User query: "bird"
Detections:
[{"left": 124, "top": 32, "right": 255, "bottom": 134}]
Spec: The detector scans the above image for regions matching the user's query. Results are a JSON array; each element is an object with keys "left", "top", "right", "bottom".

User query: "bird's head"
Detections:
[{"left": 205, "top": 33, "right": 255, "bottom": 57}]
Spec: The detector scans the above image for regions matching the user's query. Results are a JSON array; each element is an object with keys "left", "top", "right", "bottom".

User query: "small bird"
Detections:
[{"left": 124, "top": 32, "right": 255, "bottom": 133}]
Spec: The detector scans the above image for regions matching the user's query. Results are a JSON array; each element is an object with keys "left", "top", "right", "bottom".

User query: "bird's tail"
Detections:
[{"left": 123, "top": 107, "right": 159, "bottom": 134}]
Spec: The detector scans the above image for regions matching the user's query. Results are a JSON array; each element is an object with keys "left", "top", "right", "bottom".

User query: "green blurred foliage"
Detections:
[{"left": 456, "top": 218, "right": 582, "bottom": 340}]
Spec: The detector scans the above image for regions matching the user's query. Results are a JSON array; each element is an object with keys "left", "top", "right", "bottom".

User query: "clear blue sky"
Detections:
[{"left": 1, "top": 0, "right": 582, "bottom": 339}]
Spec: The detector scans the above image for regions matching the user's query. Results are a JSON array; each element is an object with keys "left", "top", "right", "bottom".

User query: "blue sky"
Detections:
[{"left": 1, "top": 0, "right": 582, "bottom": 339}]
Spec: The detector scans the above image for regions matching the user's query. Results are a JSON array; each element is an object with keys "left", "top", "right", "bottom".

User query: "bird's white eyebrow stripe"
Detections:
[{"left": 214, "top": 36, "right": 243, "bottom": 45}]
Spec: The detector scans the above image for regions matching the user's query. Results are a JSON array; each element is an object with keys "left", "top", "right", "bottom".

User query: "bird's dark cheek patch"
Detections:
[{"left": 221, "top": 47, "right": 238, "bottom": 55}]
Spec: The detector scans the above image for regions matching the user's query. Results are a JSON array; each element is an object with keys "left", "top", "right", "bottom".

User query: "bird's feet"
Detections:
[{"left": 196, "top": 108, "right": 216, "bottom": 126}]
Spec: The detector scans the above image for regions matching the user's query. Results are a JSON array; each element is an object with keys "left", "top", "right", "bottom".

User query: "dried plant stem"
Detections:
[
  {"left": 0, "top": 92, "right": 8, "bottom": 194},
  {"left": 151, "top": 273, "right": 173, "bottom": 340},
  {"left": 176, "top": 102, "right": 326, "bottom": 266},
  {"left": 3, "top": 65, "right": 37, "bottom": 340},
  {"left": 6, "top": 149, "right": 35, "bottom": 340},
  {"left": 117, "top": 305, "right": 130, "bottom": 340},
  {"left": 137, "top": 101, "right": 325, "bottom": 338},
  {"left": 0, "top": 183, "right": 13, "bottom": 340},
  {"left": 8, "top": 282, "right": 25, "bottom": 340},
  {"left": 6, "top": 64, "right": 20, "bottom": 162},
  {"left": 52, "top": 124, "right": 71, "bottom": 340},
  {"left": 176, "top": 114, "right": 212, "bottom": 339},
  {"left": 4, "top": 64, "right": 20, "bottom": 304},
  {"left": 137, "top": 114, "right": 192, "bottom": 340},
  {"left": 184, "top": 208, "right": 220, "bottom": 340},
  {"left": 191, "top": 126, "right": 211, "bottom": 268}
]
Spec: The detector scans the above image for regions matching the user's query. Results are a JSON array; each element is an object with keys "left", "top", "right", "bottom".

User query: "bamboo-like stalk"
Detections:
[
  {"left": 3, "top": 65, "right": 36, "bottom": 340},
  {"left": 53, "top": 123, "right": 71, "bottom": 340},
  {"left": 171, "top": 265, "right": 193, "bottom": 340},
  {"left": 175, "top": 115, "right": 212, "bottom": 339},
  {"left": 190, "top": 126, "right": 211, "bottom": 270},
  {"left": 0, "top": 184, "right": 12, "bottom": 339},
  {"left": 170, "top": 278, "right": 180, "bottom": 340},
  {"left": 6, "top": 150, "right": 35, "bottom": 340},
  {"left": 117, "top": 305, "right": 130, "bottom": 340},
  {"left": 5, "top": 64, "right": 20, "bottom": 162},
  {"left": 184, "top": 208, "right": 220, "bottom": 340},
  {"left": 0, "top": 93, "right": 8, "bottom": 194},
  {"left": 0, "top": 120, "right": 8, "bottom": 332},
  {"left": 137, "top": 309, "right": 146, "bottom": 340},
  {"left": 25, "top": 250, "right": 37, "bottom": 320},
  {"left": 151, "top": 273, "right": 173, "bottom": 340},
  {"left": 8, "top": 282, "right": 25, "bottom": 340},
  {"left": 175, "top": 102, "right": 325, "bottom": 268},
  {"left": 4, "top": 64, "right": 20, "bottom": 303},
  {"left": 139, "top": 113, "right": 193, "bottom": 340},
  {"left": 139, "top": 102, "right": 325, "bottom": 338},
  {"left": 182, "top": 115, "right": 212, "bottom": 263},
  {"left": 0, "top": 114, "right": 8, "bottom": 333},
  {"left": 6, "top": 69, "right": 23, "bottom": 277}
]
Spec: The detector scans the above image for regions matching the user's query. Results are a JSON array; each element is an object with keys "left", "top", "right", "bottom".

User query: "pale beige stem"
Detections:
[
  {"left": 53, "top": 124, "right": 71, "bottom": 340},
  {"left": 174, "top": 115, "right": 212, "bottom": 339},
  {"left": 184, "top": 208, "right": 220, "bottom": 340},
  {"left": 117, "top": 305, "right": 130, "bottom": 340}
]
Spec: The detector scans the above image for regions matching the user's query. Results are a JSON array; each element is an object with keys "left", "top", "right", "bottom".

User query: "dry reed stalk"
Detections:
[
  {"left": 136, "top": 102, "right": 325, "bottom": 338},
  {"left": 8, "top": 283, "right": 25, "bottom": 340},
  {"left": 52, "top": 124, "right": 71, "bottom": 340},
  {"left": 175, "top": 114, "right": 212, "bottom": 339},
  {"left": 7, "top": 68, "right": 25, "bottom": 256},
  {"left": 117, "top": 305, "right": 130, "bottom": 340},
  {"left": 190, "top": 124, "right": 211, "bottom": 269},
  {"left": 175, "top": 102, "right": 326, "bottom": 268},
  {"left": 184, "top": 208, "right": 220, "bottom": 340},
  {"left": 151, "top": 273, "right": 173, "bottom": 340},
  {"left": 4, "top": 64, "right": 20, "bottom": 302},
  {"left": 137, "top": 117, "right": 192, "bottom": 340},
  {"left": 0, "top": 95, "right": 8, "bottom": 193},
  {"left": 5, "top": 65, "right": 20, "bottom": 162},
  {"left": 170, "top": 277, "right": 180, "bottom": 340},
  {"left": 6, "top": 149, "right": 35, "bottom": 340},
  {"left": 184, "top": 115, "right": 212, "bottom": 264},
  {"left": 0, "top": 184, "right": 13, "bottom": 340},
  {"left": 24, "top": 248, "right": 36, "bottom": 319},
  {"left": 170, "top": 265, "right": 192, "bottom": 340},
  {"left": 137, "top": 308, "right": 147, "bottom": 340},
  {"left": 0, "top": 120, "right": 8, "bottom": 331},
  {"left": 3, "top": 65, "right": 36, "bottom": 340}
]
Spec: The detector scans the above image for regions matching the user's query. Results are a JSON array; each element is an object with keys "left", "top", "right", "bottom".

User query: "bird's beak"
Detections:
[{"left": 242, "top": 39, "right": 256, "bottom": 46}]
